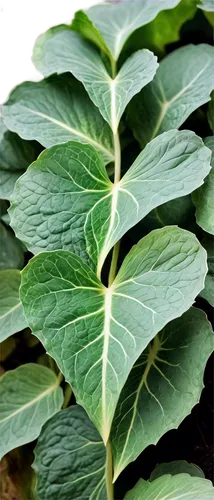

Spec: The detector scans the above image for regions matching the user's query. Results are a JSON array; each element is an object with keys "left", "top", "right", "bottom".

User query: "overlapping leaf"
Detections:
[
  {"left": 0, "top": 118, "right": 40, "bottom": 200},
  {"left": 3, "top": 76, "right": 114, "bottom": 165},
  {"left": 32, "top": 26, "right": 158, "bottom": 132},
  {"left": 10, "top": 131, "right": 211, "bottom": 273},
  {"left": 0, "top": 270, "right": 28, "bottom": 341},
  {"left": 34, "top": 405, "right": 107, "bottom": 500},
  {"left": 0, "top": 222, "right": 24, "bottom": 270},
  {"left": 150, "top": 461, "right": 205, "bottom": 480},
  {"left": 20, "top": 226, "right": 207, "bottom": 442},
  {"left": 127, "top": 44, "right": 214, "bottom": 147},
  {"left": 111, "top": 307, "right": 213, "bottom": 479},
  {"left": 85, "top": 0, "right": 181, "bottom": 60},
  {"left": 0, "top": 364, "right": 63, "bottom": 459},
  {"left": 192, "top": 137, "right": 214, "bottom": 235},
  {"left": 197, "top": 0, "right": 214, "bottom": 11},
  {"left": 125, "top": 474, "right": 214, "bottom": 500},
  {"left": 200, "top": 234, "right": 214, "bottom": 306}
]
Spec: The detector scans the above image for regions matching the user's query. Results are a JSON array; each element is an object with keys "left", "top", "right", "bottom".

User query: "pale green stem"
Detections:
[
  {"left": 105, "top": 440, "right": 114, "bottom": 500},
  {"left": 108, "top": 241, "right": 120, "bottom": 287},
  {"left": 57, "top": 371, "right": 64, "bottom": 385},
  {"left": 63, "top": 384, "right": 73, "bottom": 408},
  {"left": 48, "top": 355, "right": 56, "bottom": 373}
]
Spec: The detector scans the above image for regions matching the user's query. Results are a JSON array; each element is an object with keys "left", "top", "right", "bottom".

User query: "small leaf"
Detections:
[
  {"left": 150, "top": 461, "right": 205, "bottom": 480},
  {"left": 20, "top": 227, "right": 207, "bottom": 443},
  {"left": 127, "top": 44, "right": 214, "bottom": 147},
  {"left": 112, "top": 307, "right": 213, "bottom": 479},
  {"left": 86, "top": 0, "right": 181, "bottom": 60},
  {"left": 72, "top": 10, "right": 111, "bottom": 58},
  {"left": 192, "top": 137, "right": 214, "bottom": 235},
  {"left": 32, "top": 26, "right": 158, "bottom": 133},
  {"left": 0, "top": 222, "right": 24, "bottom": 270},
  {"left": 0, "top": 269, "right": 28, "bottom": 341},
  {"left": 10, "top": 131, "right": 211, "bottom": 273},
  {"left": 0, "top": 364, "right": 63, "bottom": 459},
  {"left": 125, "top": 474, "right": 214, "bottom": 500},
  {"left": 0, "top": 118, "right": 40, "bottom": 200},
  {"left": 33, "top": 405, "right": 107, "bottom": 500},
  {"left": 3, "top": 76, "right": 114, "bottom": 166},
  {"left": 200, "top": 234, "right": 214, "bottom": 306}
]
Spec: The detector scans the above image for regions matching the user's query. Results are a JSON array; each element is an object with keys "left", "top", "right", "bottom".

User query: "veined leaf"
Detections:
[
  {"left": 150, "top": 461, "right": 205, "bottom": 480},
  {"left": 72, "top": 10, "right": 111, "bottom": 59},
  {"left": 200, "top": 234, "right": 214, "bottom": 306},
  {"left": 9, "top": 131, "right": 211, "bottom": 273},
  {"left": 192, "top": 137, "right": 214, "bottom": 235},
  {"left": 32, "top": 26, "right": 158, "bottom": 133},
  {"left": 0, "top": 270, "right": 28, "bottom": 341},
  {"left": 127, "top": 44, "right": 214, "bottom": 147},
  {"left": 0, "top": 118, "right": 40, "bottom": 200},
  {"left": 85, "top": 0, "right": 181, "bottom": 61},
  {"left": 20, "top": 227, "right": 207, "bottom": 442},
  {"left": 0, "top": 364, "right": 63, "bottom": 459},
  {"left": 0, "top": 222, "right": 24, "bottom": 270},
  {"left": 34, "top": 405, "right": 107, "bottom": 500},
  {"left": 111, "top": 307, "right": 213, "bottom": 480},
  {"left": 3, "top": 76, "right": 114, "bottom": 166},
  {"left": 125, "top": 474, "right": 214, "bottom": 500}
]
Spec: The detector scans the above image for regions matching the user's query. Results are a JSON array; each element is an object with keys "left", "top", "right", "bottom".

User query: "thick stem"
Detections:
[{"left": 105, "top": 440, "right": 114, "bottom": 500}]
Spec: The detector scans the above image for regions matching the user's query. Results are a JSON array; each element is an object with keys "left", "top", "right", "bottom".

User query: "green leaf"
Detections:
[
  {"left": 20, "top": 226, "right": 207, "bottom": 442},
  {"left": 0, "top": 222, "right": 24, "bottom": 270},
  {"left": 0, "top": 269, "right": 28, "bottom": 341},
  {"left": 0, "top": 118, "right": 40, "bottom": 200},
  {"left": 150, "top": 461, "right": 205, "bottom": 480},
  {"left": 125, "top": 474, "right": 214, "bottom": 500},
  {"left": 10, "top": 131, "right": 211, "bottom": 273},
  {"left": 32, "top": 26, "right": 158, "bottom": 133},
  {"left": 33, "top": 405, "right": 107, "bottom": 500},
  {"left": 72, "top": 9, "right": 111, "bottom": 59},
  {"left": 3, "top": 76, "right": 114, "bottom": 166},
  {"left": 127, "top": 44, "right": 214, "bottom": 148},
  {"left": 111, "top": 307, "right": 213, "bottom": 480},
  {"left": 0, "top": 364, "right": 63, "bottom": 459},
  {"left": 192, "top": 137, "right": 214, "bottom": 235},
  {"left": 125, "top": 0, "right": 196, "bottom": 57},
  {"left": 208, "top": 91, "right": 214, "bottom": 131},
  {"left": 197, "top": 0, "right": 214, "bottom": 11},
  {"left": 86, "top": 0, "right": 181, "bottom": 61},
  {"left": 200, "top": 234, "right": 214, "bottom": 306}
]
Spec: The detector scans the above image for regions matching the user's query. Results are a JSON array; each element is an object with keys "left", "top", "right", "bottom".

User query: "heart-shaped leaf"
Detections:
[
  {"left": 33, "top": 405, "right": 107, "bottom": 500},
  {"left": 0, "top": 364, "right": 63, "bottom": 459},
  {"left": 0, "top": 118, "right": 40, "bottom": 200},
  {"left": 125, "top": 474, "right": 214, "bottom": 500},
  {"left": 0, "top": 269, "right": 28, "bottom": 341},
  {"left": 192, "top": 137, "right": 214, "bottom": 235},
  {"left": 85, "top": 0, "right": 181, "bottom": 61},
  {"left": 3, "top": 76, "right": 114, "bottom": 166},
  {"left": 111, "top": 307, "right": 213, "bottom": 479},
  {"left": 20, "top": 226, "right": 207, "bottom": 442},
  {"left": 9, "top": 131, "right": 211, "bottom": 273},
  {"left": 32, "top": 26, "right": 158, "bottom": 133},
  {"left": 127, "top": 44, "right": 214, "bottom": 147}
]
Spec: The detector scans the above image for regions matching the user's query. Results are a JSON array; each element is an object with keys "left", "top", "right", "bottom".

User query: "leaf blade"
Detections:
[
  {"left": 192, "top": 137, "right": 214, "bottom": 235},
  {"left": 0, "top": 269, "right": 28, "bottom": 341}
]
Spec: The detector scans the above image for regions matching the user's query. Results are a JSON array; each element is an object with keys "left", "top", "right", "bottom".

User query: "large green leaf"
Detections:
[
  {"left": 0, "top": 222, "right": 24, "bottom": 270},
  {"left": 200, "top": 234, "right": 214, "bottom": 306},
  {"left": 192, "top": 137, "right": 214, "bottom": 235},
  {"left": 0, "top": 364, "right": 63, "bottom": 459},
  {"left": 20, "top": 226, "right": 207, "bottom": 442},
  {"left": 10, "top": 131, "right": 211, "bottom": 273},
  {"left": 0, "top": 269, "right": 28, "bottom": 341},
  {"left": 85, "top": 0, "right": 181, "bottom": 61},
  {"left": 125, "top": 474, "right": 214, "bottom": 500},
  {"left": 34, "top": 405, "right": 107, "bottom": 500},
  {"left": 32, "top": 26, "right": 158, "bottom": 133},
  {"left": 124, "top": 0, "right": 196, "bottom": 57},
  {"left": 111, "top": 307, "right": 213, "bottom": 480},
  {"left": 3, "top": 76, "right": 114, "bottom": 166},
  {"left": 0, "top": 118, "right": 40, "bottom": 200},
  {"left": 150, "top": 461, "right": 205, "bottom": 480},
  {"left": 127, "top": 44, "right": 214, "bottom": 147}
]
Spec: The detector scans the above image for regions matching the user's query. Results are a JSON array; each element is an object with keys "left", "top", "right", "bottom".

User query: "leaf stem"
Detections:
[
  {"left": 108, "top": 241, "right": 120, "bottom": 287},
  {"left": 105, "top": 440, "right": 114, "bottom": 500},
  {"left": 57, "top": 371, "right": 64, "bottom": 385},
  {"left": 63, "top": 383, "right": 72, "bottom": 408}
]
